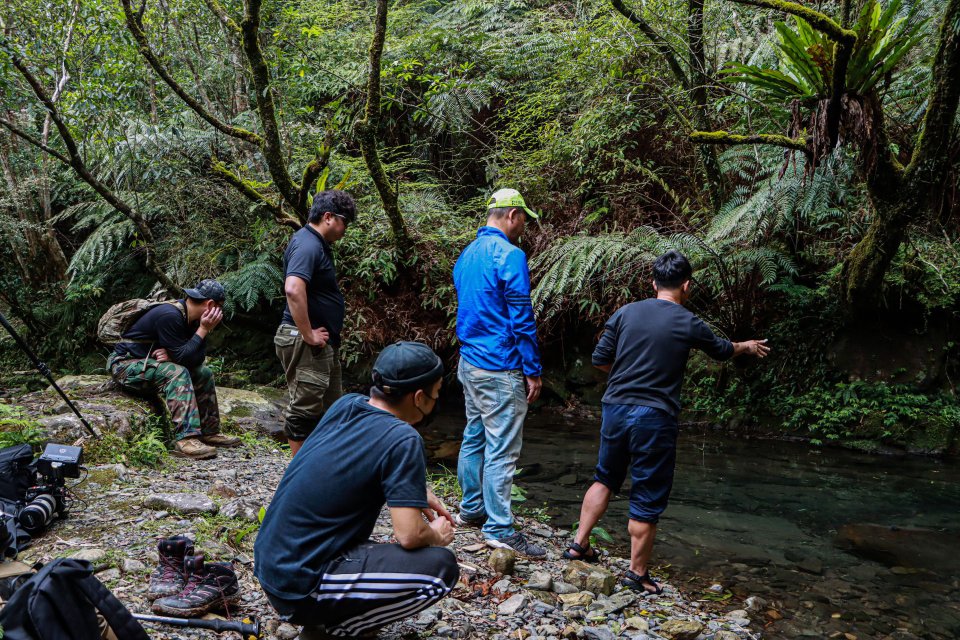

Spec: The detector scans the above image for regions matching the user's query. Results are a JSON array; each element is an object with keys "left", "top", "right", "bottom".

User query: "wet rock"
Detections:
[
  {"left": 221, "top": 497, "right": 262, "bottom": 521},
  {"left": 562, "top": 560, "right": 616, "bottom": 596},
  {"left": 489, "top": 548, "right": 516, "bottom": 575},
  {"left": 498, "top": 593, "right": 528, "bottom": 615},
  {"left": 72, "top": 548, "right": 106, "bottom": 563},
  {"left": 657, "top": 619, "right": 703, "bottom": 640},
  {"left": 744, "top": 595, "right": 767, "bottom": 612},
  {"left": 527, "top": 570, "right": 553, "bottom": 591},
  {"left": 143, "top": 493, "right": 218, "bottom": 515},
  {"left": 714, "top": 632, "right": 740, "bottom": 640},
  {"left": 796, "top": 557, "right": 823, "bottom": 575}
]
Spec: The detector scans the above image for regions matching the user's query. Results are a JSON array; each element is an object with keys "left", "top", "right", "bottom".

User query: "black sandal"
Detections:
[
  {"left": 621, "top": 569, "right": 663, "bottom": 595},
  {"left": 562, "top": 541, "right": 601, "bottom": 563}
]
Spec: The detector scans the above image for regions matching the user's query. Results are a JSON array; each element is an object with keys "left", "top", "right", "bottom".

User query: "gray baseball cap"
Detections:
[{"left": 184, "top": 279, "right": 226, "bottom": 302}]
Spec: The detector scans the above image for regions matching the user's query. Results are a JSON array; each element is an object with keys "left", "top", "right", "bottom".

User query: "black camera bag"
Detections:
[
  {"left": 0, "top": 444, "right": 36, "bottom": 502},
  {"left": 0, "top": 557, "right": 149, "bottom": 640}
]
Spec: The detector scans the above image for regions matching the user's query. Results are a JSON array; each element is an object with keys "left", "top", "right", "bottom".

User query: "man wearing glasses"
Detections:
[{"left": 276, "top": 190, "right": 356, "bottom": 455}]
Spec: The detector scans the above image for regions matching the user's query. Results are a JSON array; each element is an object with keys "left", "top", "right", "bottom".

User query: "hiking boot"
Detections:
[
  {"left": 172, "top": 437, "right": 217, "bottom": 460},
  {"left": 152, "top": 555, "right": 241, "bottom": 617},
  {"left": 199, "top": 433, "right": 242, "bottom": 448},
  {"left": 148, "top": 535, "right": 194, "bottom": 601},
  {"left": 487, "top": 531, "right": 546, "bottom": 558},
  {"left": 454, "top": 512, "right": 485, "bottom": 528}
]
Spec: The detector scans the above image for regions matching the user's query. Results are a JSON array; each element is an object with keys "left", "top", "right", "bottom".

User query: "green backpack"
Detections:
[{"left": 96, "top": 299, "right": 184, "bottom": 345}]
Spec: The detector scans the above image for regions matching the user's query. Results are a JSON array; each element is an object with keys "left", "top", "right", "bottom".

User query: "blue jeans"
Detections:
[{"left": 456, "top": 358, "right": 527, "bottom": 540}]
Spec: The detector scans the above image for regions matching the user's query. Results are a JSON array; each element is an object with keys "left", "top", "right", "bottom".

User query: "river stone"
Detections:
[
  {"left": 796, "top": 557, "right": 824, "bottom": 575},
  {"left": 492, "top": 578, "right": 513, "bottom": 593},
  {"left": 72, "top": 548, "right": 106, "bottom": 563},
  {"left": 624, "top": 616, "right": 649, "bottom": 632},
  {"left": 527, "top": 570, "right": 553, "bottom": 591},
  {"left": 559, "top": 592, "right": 594, "bottom": 608},
  {"left": 537, "top": 625, "right": 560, "bottom": 636},
  {"left": 220, "top": 497, "right": 262, "bottom": 521},
  {"left": 582, "top": 627, "right": 616, "bottom": 640},
  {"left": 208, "top": 480, "right": 238, "bottom": 499},
  {"left": 528, "top": 589, "right": 557, "bottom": 605},
  {"left": 657, "top": 620, "right": 703, "bottom": 640},
  {"left": 563, "top": 560, "right": 616, "bottom": 596},
  {"left": 217, "top": 386, "right": 284, "bottom": 440},
  {"left": 489, "top": 548, "right": 516, "bottom": 575},
  {"left": 143, "top": 493, "right": 218, "bottom": 515},
  {"left": 744, "top": 595, "right": 767, "bottom": 612},
  {"left": 714, "top": 632, "right": 739, "bottom": 640},
  {"left": 275, "top": 622, "right": 299, "bottom": 639},
  {"left": 561, "top": 624, "right": 582, "bottom": 639},
  {"left": 498, "top": 593, "right": 528, "bottom": 615},
  {"left": 96, "top": 567, "right": 121, "bottom": 582},
  {"left": 589, "top": 590, "right": 637, "bottom": 616},
  {"left": 122, "top": 558, "right": 148, "bottom": 573},
  {"left": 552, "top": 580, "right": 579, "bottom": 594}
]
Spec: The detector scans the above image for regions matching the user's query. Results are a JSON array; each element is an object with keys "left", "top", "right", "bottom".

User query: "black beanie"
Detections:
[{"left": 372, "top": 342, "right": 444, "bottom": 394}]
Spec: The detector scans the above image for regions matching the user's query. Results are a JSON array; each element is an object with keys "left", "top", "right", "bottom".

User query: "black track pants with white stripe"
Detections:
[{"left": 266, "top": 542, "right": 460, "bottom": 637}]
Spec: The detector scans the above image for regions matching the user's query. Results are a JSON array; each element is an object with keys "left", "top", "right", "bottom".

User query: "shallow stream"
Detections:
[{"left": 424, "top": 408, "right": 960, "bottom": 640}]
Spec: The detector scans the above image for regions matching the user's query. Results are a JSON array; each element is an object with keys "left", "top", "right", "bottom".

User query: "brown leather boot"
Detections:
[
  {"left": 172, "top": 437, "right": 217, "bottom": 459},
  {"left": 199, "top": 433, "right": 241, "bottom": 448}
]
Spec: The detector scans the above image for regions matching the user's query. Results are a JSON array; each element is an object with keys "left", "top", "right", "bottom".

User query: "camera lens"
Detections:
[{"left": 19, "top": 493, "right": 57, "bottom": 533}]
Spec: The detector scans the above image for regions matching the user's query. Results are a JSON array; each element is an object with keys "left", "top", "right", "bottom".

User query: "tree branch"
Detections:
[
  {"left": 200, "top": 0, "right": 241, "bottom": 37},
  {"left": 296, "top": 133, "right": 333, "bottom": 215},
  {"left": 355, "top": 0, "right": 411, "bottom": 254},
  {"left": 0, "top": 118, "right": 71, "bottom": 164},
  {"left": 730, "top": 0, "right": 856, "bottom": 44},
  {"left": 210, "top": 156, "right": 299, "bottom": 229},
  {"left": 690, "top": 130, "right": 811, "bottom": 152},
  {"left": 610, "top": 0, "right": 690, "bottom": 87},
  {"left": 241, "top": 0, "right": 302, "bottom": 216},
  {"left": 7, "top": 51, "right": 180, "bottom": 295},
  {"left": 119, "top": 0, "right": 263, "bottom": 146}
]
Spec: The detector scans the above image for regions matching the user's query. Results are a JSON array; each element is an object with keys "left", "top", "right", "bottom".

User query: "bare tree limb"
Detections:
[
  {"left": 6, "top": 50, "right": 180, "bottom": 295},
  {"left": 119, "top": 0, "right": 263, "bottom": 146},
  {"left": 241, "top": 0, "right": 302, "bottom": 218},
  {"left": 210, "top": 156, "right": 300, "bottom": 228},
  {"left": 296, "top": 131, "right": 333, "bottom": 214},
  {"left": 730, "top": 0, "right": 856, "bottom": 44},
  {"left": 355, "top": 0, "right": 411, "bottom": 253},
  {"left": 610, "top": 0, "right": 689, "bottom": 87},
  {"left": 0, "top": 118, "right": 71, "bottom": 164},
  {"left": 690, "top": 130, "right": 811, "bottom": 152}
]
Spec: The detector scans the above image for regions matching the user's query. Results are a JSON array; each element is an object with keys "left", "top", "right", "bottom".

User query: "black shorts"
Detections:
[{"left": 593, "top": 403, "right": 678, "bottom": 523}]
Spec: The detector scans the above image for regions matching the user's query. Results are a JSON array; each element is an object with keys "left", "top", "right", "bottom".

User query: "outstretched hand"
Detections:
[{"left": 744, "top": 339, "right": 771, "bottom": 358}]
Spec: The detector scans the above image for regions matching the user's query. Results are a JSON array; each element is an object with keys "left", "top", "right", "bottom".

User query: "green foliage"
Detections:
[
  {"left": 85, "top": 414, "right": 168, "bottom": 468},
  {"left": 0, "top": 405, "right": 45, "bottom": 449},
  {"left": 724, "top": 0, "right": 928, "bottom": 101},
  {"left": 778, "top": 381, "right": 960, "bottom": 448}
]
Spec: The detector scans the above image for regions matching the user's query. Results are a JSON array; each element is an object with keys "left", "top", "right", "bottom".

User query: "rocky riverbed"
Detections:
[{"left": 7, "top": 377, "right": 765, "bottom": 639}]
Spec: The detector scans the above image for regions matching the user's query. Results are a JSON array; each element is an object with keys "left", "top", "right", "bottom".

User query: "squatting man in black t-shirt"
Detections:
[
  {"left": 564, "top": 250, "right": 770, "bottom": 595},
  {"left": 276, "top": 189, "right": 355, "bottom": 456},
  {"left": 255, "top": 342, "right": 459, "bottom": 638}
]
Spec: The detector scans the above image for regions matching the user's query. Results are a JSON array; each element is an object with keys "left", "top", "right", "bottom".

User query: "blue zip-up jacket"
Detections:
[{"left": 454, "top": 226, "right": 542, "bottom": 376}]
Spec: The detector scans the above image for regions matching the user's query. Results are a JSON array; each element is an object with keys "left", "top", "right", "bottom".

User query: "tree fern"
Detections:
[{"left": 219, "top": 254, "right": 284, "bottom": 313}]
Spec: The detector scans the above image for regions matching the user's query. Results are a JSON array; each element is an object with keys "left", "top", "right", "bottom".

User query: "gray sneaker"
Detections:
[
  {"left": 487, "top": 532, "right": 546, "bottom": 558},
  {"left": 454, "top": 512, "right": 485, "bottom": 528}
]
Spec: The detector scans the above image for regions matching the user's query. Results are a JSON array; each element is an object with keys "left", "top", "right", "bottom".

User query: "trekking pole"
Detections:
[
  {"left": 132, "top": 613, "right": 261, "bottom": 638},
  {"left": 0, "top": 311, "right": 98, "bottom": 439}
]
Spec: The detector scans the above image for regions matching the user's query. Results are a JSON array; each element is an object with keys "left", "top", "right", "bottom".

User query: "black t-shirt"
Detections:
[
  {"left": 113, "top": 301, "right": 206, "bottom": 369},
  {"left": 254, "top": 393, "right": 429, "bottom": 600},
  {"left": 280, "top": 225, "right": 345, "bottom": 345},
  {"left": 592, "top": 298, "right": 734, "bottom": 416}
]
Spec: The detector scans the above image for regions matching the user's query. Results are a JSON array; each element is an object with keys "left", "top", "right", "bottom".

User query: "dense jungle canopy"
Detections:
[{"left": 1, "top": 0, "right": 959, "bottom": 452}]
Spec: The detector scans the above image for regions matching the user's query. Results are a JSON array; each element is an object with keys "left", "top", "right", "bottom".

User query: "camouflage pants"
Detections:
[{"left": 109, "top": 356, "right": 220, "bottom": 440}]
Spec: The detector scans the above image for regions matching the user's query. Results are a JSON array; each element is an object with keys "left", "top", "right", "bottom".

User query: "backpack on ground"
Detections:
[
  {"left": 0, "top": 444, "right": 36, "bottom": 503},
  {"left": 0, "top": 557, "right": 150, "bottom": 640},
  {"left": 96, "top": 299, "right": 184, "bottom": 345}
]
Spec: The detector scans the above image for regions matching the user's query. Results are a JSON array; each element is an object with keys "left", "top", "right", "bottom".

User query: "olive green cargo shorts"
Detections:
[{"left": 274, "top": 324, "right": 343, "bottom": 441}]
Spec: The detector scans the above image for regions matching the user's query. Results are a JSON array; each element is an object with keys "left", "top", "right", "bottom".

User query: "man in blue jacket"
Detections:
[{"left": 453, "top": 188, "right": 545, "bottom": 557}]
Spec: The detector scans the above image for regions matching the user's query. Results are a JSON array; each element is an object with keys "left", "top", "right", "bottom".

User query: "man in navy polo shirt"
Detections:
[
  {"left": 453, "top": 188, "right": 545, "bottom": 557},
  {"left": 275, "top": 190, "right": 355, "bottom": 455},
  {"left": 255, "top": 342, "right": 459, "bottom": 638},
  {"left": 565, "top": 250, "right": 770, "bottom": 594}
]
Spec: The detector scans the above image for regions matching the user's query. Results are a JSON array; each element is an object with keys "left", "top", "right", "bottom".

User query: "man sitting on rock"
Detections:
[
  {"left": 566, "top": 250, "right": 770, "bottom": 594},
  {"left": 108, "top": 279, "right": 240, "bottom": 460},
  {"left": 255, "top": 342, "right": 459, "bottom": 638}
]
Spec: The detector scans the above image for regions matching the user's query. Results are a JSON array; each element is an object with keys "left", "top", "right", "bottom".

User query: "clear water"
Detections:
[{"left": 424, "top": 409, "right": 960, "bottom": 640}]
